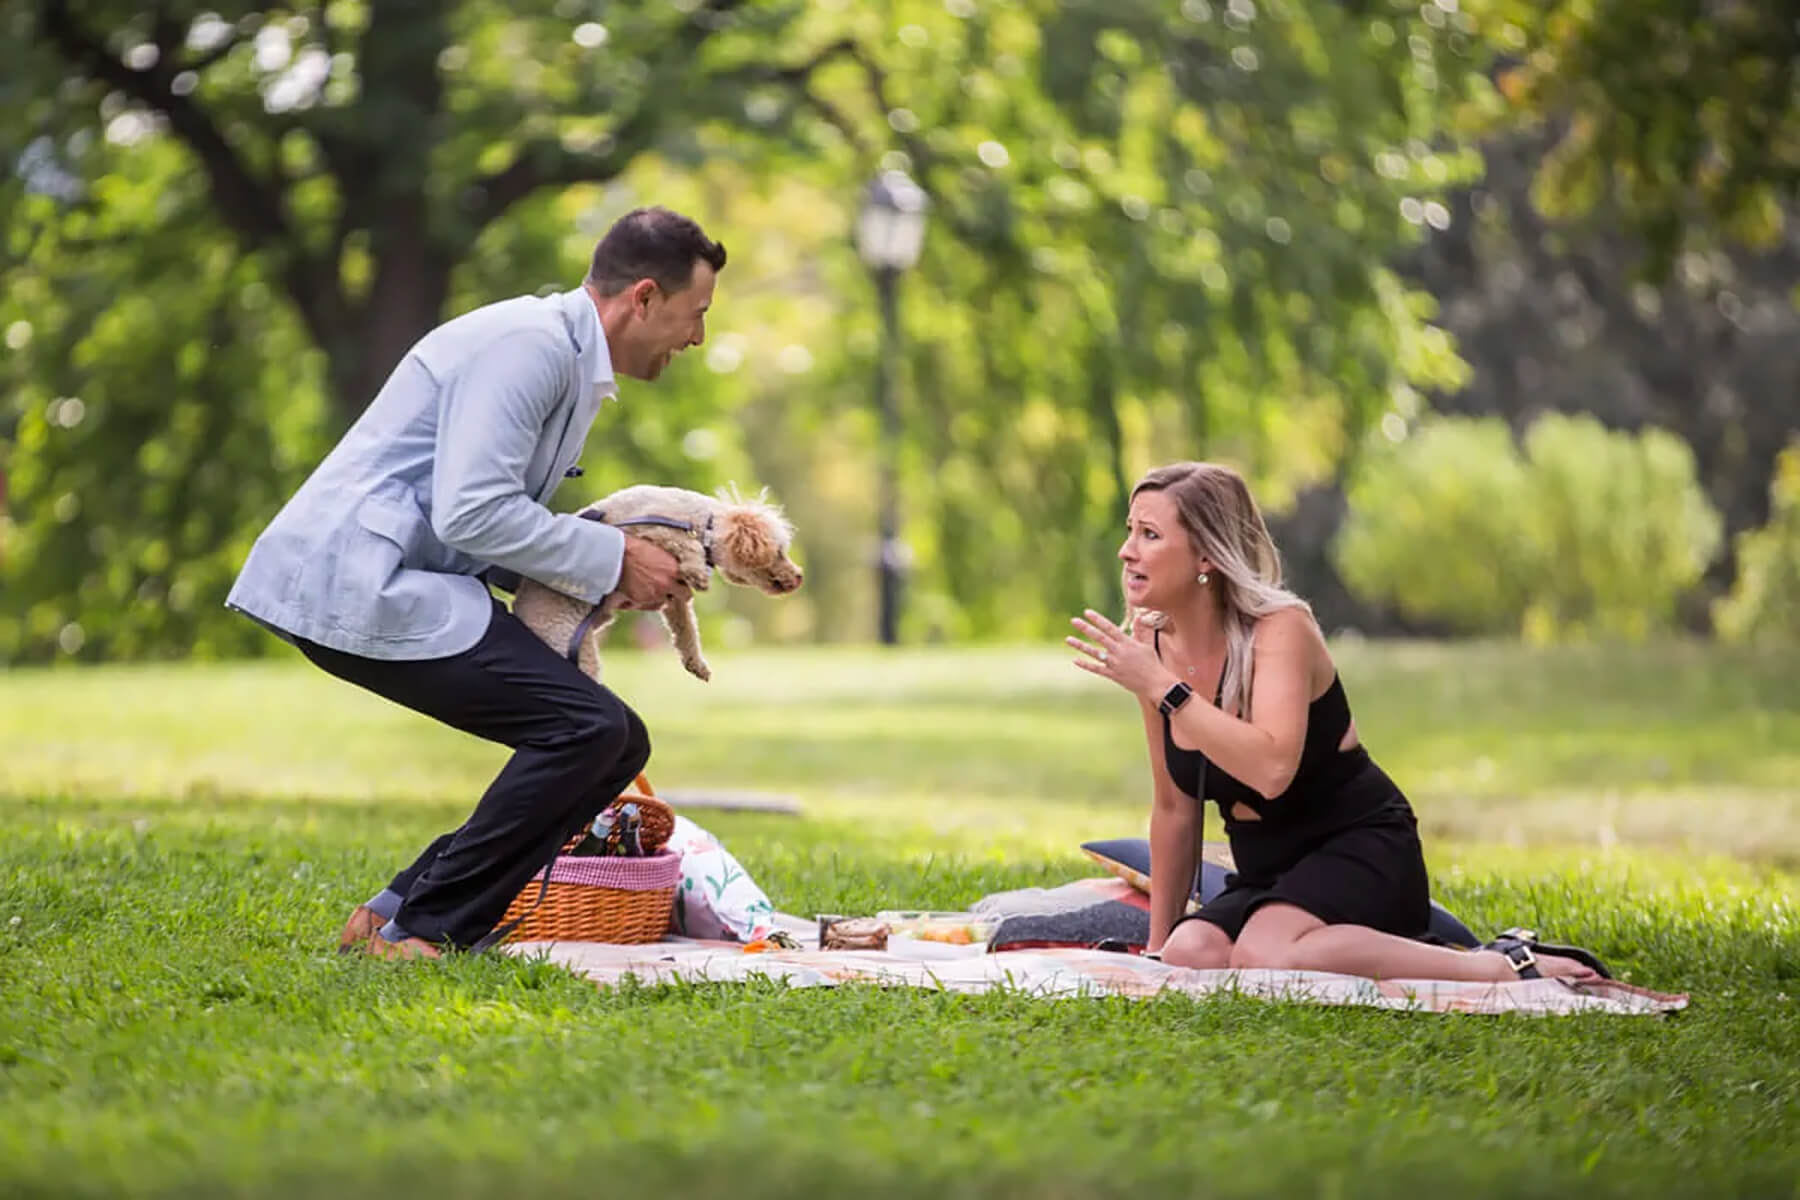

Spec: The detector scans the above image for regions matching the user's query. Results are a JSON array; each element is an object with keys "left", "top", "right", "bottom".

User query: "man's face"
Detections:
[{"left": 617, "top": 261, "right": 716, "bottom": 381}]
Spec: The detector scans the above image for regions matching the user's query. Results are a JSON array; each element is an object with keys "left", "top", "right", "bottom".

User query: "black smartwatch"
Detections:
[{"left": 1158, "top": 680, "right": 1194, "bottom": 717}]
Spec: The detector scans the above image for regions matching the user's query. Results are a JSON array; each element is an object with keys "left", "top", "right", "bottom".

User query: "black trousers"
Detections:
[{"left": 295, "top": 600, "right": 651, "bottom": 949}]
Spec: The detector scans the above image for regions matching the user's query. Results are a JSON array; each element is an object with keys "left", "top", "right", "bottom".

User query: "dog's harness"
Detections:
[{"left": 561, "top": 509, "right": 716, "bottom": 663}]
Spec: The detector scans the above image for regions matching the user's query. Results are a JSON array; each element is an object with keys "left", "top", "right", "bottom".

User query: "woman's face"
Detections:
[{"left": 1119, "top": 489, "right": 1201, "bottom": 610}]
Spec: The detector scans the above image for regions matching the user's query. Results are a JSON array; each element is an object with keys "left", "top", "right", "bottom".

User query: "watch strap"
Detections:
[{"left": 1159, "top": 680, "right": 1194, "bottom": 716}]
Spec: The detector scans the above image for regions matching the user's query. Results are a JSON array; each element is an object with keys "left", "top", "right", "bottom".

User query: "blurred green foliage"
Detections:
[
  {"left": 1335, "top": 417, "right": 1538, "bottom": 634},
  {"left": 0, "top": 0, "right": 1481, "bottom": 660},
  {"left": 1336, "top": 413, "right": 1721, "bottom": 639},
  {"left": 1, "top": 135, "right": 323, "bottom": 659},
  {"left": 1, "top": 1, "right": 1795, "bottom": 660},
  {"left": 1715, "top": 440, "right": 1800, "bottom": 645},
  {"left": 1469, "top": 0, "right": 1800, "bottom": 275}
]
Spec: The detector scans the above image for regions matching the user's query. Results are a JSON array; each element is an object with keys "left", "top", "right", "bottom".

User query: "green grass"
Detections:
[{"left": 2, "top": 640, "right": 1798, "bottom": 1198}]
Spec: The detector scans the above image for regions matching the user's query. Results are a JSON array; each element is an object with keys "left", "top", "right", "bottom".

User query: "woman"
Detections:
[{"left": 1068, "top": 462, "right": 1599, "bottom": 983}]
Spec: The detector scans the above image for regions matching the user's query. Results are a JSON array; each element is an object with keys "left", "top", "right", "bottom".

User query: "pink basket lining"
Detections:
[{"left": 530, "top": 848, "right": 682, "bottom": 890}]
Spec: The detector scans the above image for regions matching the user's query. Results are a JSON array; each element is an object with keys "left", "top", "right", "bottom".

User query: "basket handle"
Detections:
[{"left": 549, "top": 772, "right": 660, "bottom": 854}]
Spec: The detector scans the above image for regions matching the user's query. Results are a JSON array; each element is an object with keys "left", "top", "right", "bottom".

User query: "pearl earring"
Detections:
[{"left": 1197, "top": 571, "right": 1210, "bottom": 585}]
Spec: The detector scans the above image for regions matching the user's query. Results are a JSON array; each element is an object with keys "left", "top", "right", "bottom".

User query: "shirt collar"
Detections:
[{"left": 571, "top": 285, "right": 619, "bottom": 403}]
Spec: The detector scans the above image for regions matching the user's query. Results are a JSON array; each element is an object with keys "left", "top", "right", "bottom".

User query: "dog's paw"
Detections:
[{"left": 683, "top": 657, "right": 713, "bottom": 682}]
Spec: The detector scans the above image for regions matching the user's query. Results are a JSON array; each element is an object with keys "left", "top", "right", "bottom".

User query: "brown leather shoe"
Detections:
[
  {"left": 337, "top": 904, "right": 386, "bottom": 954},
  {"left": 362, "top": 933, "right": 442, "bottom": 961}
]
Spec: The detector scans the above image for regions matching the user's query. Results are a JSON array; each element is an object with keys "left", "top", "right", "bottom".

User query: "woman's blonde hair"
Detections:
[{"left": 1130, "top": 461, "right": 1310, "bottom": 718}]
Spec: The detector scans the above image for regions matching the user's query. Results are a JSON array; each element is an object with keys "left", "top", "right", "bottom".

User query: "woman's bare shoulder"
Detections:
[
  {"left": 1251, "top": 606, "right": 1334, "bottom": 682},
  {"left": 1251, "top": 605, "right": 1322, "bottom": 647}
]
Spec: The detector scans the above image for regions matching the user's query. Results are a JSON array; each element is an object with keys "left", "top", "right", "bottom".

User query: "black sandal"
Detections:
[{"left": 1482, "top": 927, "right": 1613, "bottom": 980}]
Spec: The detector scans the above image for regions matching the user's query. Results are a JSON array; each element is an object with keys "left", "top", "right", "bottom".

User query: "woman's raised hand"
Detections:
[{"left": 1068, "top": 609, "right": 1170, "bottom": 699}]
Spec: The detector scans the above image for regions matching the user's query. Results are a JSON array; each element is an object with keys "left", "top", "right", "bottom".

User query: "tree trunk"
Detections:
[
  {"left": 326, "top": 251, "right": 453, "bottom": 433},
  {"left": 320, "top": 0, "right": 451, "bottom": 432}
]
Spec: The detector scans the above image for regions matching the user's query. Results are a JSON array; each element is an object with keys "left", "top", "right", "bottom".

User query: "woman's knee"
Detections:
[
  {"left": 1228, "top": 921, "right": 1317, "bottom": 970},
  {"left": 1228, "top": 902, "right": 1325, "bottom": 970},
  {"left": 1162, "top": 919, "right": 1233, "bottom": 969},
  {"left": 1227, "top": 935, "right": 1295, "bottom": 971}
]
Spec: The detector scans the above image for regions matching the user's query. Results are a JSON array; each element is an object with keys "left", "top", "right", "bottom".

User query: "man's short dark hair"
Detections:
[{"left": 586, "top": 207, "right": 727, "bottom": 297}]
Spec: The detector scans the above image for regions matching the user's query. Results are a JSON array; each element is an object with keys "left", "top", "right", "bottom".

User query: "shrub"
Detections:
[
  {"left": 1334, "top": 417, "right": 1538, "bottom": 634},
  {"left": 1714, "top": 439, "right": 1800, "bottom": 644},
  {"left": 1336, "top": 413, "right": 1722, "bottom": 639}
]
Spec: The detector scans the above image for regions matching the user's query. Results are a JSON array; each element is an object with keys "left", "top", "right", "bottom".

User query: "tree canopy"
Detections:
[{"left": 2, "top": 0, "right": 1794, "bottom": 659}]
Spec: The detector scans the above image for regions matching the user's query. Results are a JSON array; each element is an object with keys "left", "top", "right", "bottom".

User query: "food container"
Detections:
[
  {"left": 818, "top": 914, "right": 890, "bottom": 951},
  {"left": 877, "top": 911, "right": 997, "bottom": 958}
]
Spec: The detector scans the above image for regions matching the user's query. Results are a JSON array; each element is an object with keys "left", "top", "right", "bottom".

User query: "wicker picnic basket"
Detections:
[{"left": 498, "top": 774, "right": 680, "bottom": 944}]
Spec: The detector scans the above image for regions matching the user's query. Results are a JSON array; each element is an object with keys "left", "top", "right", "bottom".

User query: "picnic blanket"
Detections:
[{"left": 505, "top": 916, "right": 1688, "bottom": 1018}]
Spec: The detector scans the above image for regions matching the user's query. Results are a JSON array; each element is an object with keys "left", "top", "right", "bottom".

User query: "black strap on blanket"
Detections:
[
  {"left": 469, "top": 860, "right": 554, "bottom": 954},
  {"left": 468, "top": 821, "right": 588, "bottom": 954}
]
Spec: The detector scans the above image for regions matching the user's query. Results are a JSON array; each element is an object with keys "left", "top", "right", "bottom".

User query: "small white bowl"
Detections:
[{"left": 887, "top": 930, "right": 992, "bottom": 960}]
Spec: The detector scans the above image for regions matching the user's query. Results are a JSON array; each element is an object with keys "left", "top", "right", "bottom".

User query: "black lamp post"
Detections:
[{"left": 854, "top": 169, "right": 929, "bottom": 646}]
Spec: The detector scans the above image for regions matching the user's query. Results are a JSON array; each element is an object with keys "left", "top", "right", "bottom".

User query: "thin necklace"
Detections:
[
  {"left": 1161, "top": 631, "right": 1204, "bottom": 677},
  {"left": 1167, "top": 625, "right": 1229, "bottom": 687}
]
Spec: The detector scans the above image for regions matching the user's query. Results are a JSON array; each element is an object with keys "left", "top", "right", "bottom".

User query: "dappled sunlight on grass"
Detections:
[
  {"left": 3, "top": 640, "right": 1794, "bottom": 863},
  {"left": 1415, "top": 787, "right": 1800, "bottom": 867}
]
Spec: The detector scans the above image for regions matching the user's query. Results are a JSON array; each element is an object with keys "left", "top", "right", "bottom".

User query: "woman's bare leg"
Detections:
[
  {"left": 1231, "top": 903, "right": 1599, "bottom": 983},
  {"left": 1160, "top": 917, "right": 1234, "bottom": 969}
]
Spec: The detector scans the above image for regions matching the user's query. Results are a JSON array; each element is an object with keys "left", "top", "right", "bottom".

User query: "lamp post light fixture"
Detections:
[{"left": 855, "top": 169, "right": 929, "bottom": 646}]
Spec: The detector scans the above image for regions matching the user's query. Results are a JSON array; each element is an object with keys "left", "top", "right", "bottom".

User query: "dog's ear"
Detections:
[{"left": 717, "top": 503, "right": 789, "bottom": 567}]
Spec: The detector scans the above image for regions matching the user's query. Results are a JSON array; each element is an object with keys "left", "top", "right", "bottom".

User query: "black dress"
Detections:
[{"left": 1158, "top": 634, "right": 1430, "bottom": 940}]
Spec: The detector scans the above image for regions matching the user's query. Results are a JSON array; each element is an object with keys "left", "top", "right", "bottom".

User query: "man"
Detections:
[{"left": 226, "top": 207, "right": 725, "bottom": 959}]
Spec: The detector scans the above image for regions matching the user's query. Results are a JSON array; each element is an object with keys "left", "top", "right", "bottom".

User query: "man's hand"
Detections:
[{"left": 612, "top": 536, "right": 687, "bottom": 610}]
